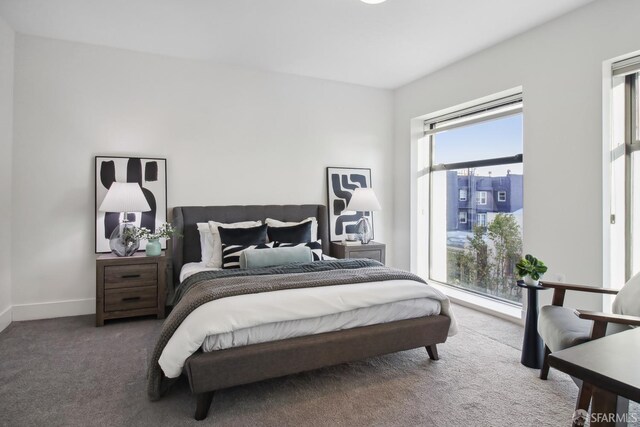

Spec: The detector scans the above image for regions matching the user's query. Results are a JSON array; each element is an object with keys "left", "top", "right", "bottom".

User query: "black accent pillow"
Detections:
[
  {"left": 221, "top": 243, "right": 273, "bottom": 269},
  {"left": 218, "top": 223, "right": 268, "bottom": 245},
  {"left": 275, "top": 240, "right": 323, "bottom": 261},
  {"left": 267, "top": 221, "right": 312, "bottom": 244}
]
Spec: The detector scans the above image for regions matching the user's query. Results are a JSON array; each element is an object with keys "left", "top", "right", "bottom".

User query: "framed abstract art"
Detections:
[
  {"left": 95, "top": 156, "right": 167, "bottom": 253},
  {"left": 326, "top": 167, "right": 373, "bottom": 241}
]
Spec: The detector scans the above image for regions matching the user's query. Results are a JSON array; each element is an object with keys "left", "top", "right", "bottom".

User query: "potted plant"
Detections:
[
  {"left": 135, "top": 223, "right": 180, "bottom": 256},
  {"left": 516, "top": 254, "right": 548, "bottom": 286}
]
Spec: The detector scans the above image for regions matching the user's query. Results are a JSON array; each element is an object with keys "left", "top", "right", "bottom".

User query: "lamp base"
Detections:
[
  {"left": 109, "top": 222, "right": 139, "bottom": 257},
  {"left": 355, "top": 217, "right": 373, "bottom": 244}
]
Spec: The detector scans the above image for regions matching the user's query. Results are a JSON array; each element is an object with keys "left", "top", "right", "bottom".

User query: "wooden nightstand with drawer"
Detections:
[
  {"left": 330, "top": 241, "right": 386, "bottom": 265},
  {"left": 96, "top": 251, "right": 166, "bottom": 326}
]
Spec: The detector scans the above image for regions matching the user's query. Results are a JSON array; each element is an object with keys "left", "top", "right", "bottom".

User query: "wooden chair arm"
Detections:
[
  {"left": 539, "top": 281, "right": 618, "bottom": 307},
  {"left": 574, "top": 309, "right": 640, "bottom": 327},
  {"left": 573, "top": 309, "right": 640, "bottom": 340},
  {"left": 539, "top": 281, "right": 619, "bottom": 295}
]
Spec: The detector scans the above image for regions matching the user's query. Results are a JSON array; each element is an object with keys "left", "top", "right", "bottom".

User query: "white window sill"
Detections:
[{"left": 430, "top": 282, "right": 524, "bottom": 325}]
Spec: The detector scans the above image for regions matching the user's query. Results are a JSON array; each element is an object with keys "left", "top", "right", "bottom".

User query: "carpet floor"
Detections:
[{"left": 0, "top": 304, "right": 637, "bottom": 427}]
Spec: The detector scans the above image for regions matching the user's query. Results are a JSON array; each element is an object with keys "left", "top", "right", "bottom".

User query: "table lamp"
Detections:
[
  {"left": 99, "top": 182, "right": 151, "bottom": 256},
  {"left": 346, "top": 188, "right": 381, "bottom": 244}
]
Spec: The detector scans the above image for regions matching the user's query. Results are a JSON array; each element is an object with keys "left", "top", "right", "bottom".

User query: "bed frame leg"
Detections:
[
  {"left": 194, "top": 391, "right": 214, "bottom": 421},
  {"left": 426, "top": 344, "right": 439, "bottom": 361}
]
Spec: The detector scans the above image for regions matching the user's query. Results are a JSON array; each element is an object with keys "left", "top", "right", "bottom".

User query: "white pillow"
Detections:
[
  {"left": 265, "top": 217, "right": 318, "bottom": 242},
  {"left": 613, "top": 272, "right": 640, "bottom": 317},
  {"left": 196, "top": 223, "right": 215, "bottom": 264},
  {"left": 207, "top": 220, "right": 262, "bottom": 268}
]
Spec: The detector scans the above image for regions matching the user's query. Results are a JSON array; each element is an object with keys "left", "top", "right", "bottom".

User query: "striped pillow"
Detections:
[
  {"left": 275, "top": 240, "right": 323, "bottom": 261},
  {"left": 221, "top": 242, "right": 274, "bottom": 269}
]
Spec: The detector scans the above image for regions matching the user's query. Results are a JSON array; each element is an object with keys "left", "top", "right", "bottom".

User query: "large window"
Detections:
[
  {"left": 611, "top": 57, "right": 640, "bottom": 282},
  {"left": 630, "top": 74, "right": 640, "bottom": 280},
  {"left": 418, "top": 94, "right": 524, "bottom": 304}
]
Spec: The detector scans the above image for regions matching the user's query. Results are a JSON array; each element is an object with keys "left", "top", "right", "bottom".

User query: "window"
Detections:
[
  {"left": 477, "top": 213, "right": 487, "bottom": 227},
  {"left": 497, "top": 191, "right": 507, "bottom": 202},
  {"left": 476, "top": 191, "right": 487, "bottom": 205},
  {"left": 418, "top": 93, "right": 524, "bottom": 304},
  {"left": 611, "top": 57, "right": 640, "bottom": 282},
  {"left": 629, "top": 73, "right": 640, "bottom": 280}
]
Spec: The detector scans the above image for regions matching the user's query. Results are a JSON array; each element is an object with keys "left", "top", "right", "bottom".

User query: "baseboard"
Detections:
[
  {"left": 11, "top": 298, "right": 95, "bottom": 321},
  {"left": 430, "top": 282, "right": 524, "bottom": 326},
  {"left": 451, "top": 297, "right": 525, "bottom": 326},
  {"left": 0, "top": 305, "right": 11, "bottom": 332}
]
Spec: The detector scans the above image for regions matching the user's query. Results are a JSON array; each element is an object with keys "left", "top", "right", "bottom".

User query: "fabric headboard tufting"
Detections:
[{"left": 171, "top": 205, "right": 329, "bottom": 285}]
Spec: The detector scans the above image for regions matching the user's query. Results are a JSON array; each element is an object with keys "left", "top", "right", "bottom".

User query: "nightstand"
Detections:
[
  {"left": 330, "top": 241, "right": 386, "bottom": 265},
  {"left": 96, "top": 251, "right": 166, "bottom": 326}
]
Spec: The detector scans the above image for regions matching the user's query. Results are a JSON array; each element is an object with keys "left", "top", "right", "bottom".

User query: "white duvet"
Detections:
[{"left": 159, "top": 271, "right": 458, "bottom": 378}]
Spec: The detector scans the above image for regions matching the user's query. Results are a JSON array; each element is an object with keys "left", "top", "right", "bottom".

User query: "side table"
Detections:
[
  {"left": 96, "top": 251, "right": 166, "bottom": 326},
  {"left": 516, "top": 280, "right": 549, "bottom": 369},
  {"left": 330, "top": 241, "right": 386, "bottom": 265}
]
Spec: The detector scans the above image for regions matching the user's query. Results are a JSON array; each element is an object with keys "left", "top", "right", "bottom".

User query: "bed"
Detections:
[{"left": 149, "top": 204, "right": 455, "bottom": 420}]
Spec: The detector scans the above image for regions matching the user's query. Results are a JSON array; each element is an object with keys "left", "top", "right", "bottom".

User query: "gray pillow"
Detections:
[{"left": 240, "top": 246, "right": 312, "bottom": 269}]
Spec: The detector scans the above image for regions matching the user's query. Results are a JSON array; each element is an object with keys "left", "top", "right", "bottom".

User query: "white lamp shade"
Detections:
[
  {"left": 346, "top": 188, "right": 381, "bottom": 212},
  {"left": 99, "top": 182, "right": 151, "bottom": 213}
]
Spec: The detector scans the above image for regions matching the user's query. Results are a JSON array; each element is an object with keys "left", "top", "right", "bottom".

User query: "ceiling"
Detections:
[{"left": 0, "top": 0, "right": 595, "bottom": 89}]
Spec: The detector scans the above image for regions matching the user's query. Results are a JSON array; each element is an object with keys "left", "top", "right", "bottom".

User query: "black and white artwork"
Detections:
[
  {"left": 326, "top": 167, "right": 373, "bottom": 241},
  {"left": 95, "top": 156, "right": 167, "bottom": 253}
]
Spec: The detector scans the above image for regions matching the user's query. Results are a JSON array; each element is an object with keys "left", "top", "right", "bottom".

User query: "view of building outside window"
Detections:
[{"left": 428, "top": 110, "right": 524, "bottom": 304}]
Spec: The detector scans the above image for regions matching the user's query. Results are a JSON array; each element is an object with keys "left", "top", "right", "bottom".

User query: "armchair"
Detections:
[{"left": 537, "top": 273, "right": 640, "bottom": 413}]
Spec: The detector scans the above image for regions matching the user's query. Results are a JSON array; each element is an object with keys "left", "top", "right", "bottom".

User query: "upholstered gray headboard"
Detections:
[{"left": 171, "top": 205, "right": 329, "bottom": 284}]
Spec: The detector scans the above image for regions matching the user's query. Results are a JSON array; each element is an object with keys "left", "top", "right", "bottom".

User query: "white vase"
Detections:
[{"left": 523, "top": 276, "right": 539, "bottom": 286}]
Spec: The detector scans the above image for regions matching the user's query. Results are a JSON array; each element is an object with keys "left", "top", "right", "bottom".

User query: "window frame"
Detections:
[
  {"left": 476, "top": 191, "right": 488, "bottom": 205},
  {"left": 477, "top": 212, "right": 487, "bottom": 227},
  {"left": 459, "top": 211, "right": 468, "bottom": 224},
  {"left": 497, "top": 191, "right": 507, "bottom": 202},
  {"left": 459, "top": 188, "right": 468, "bottom": 201},
  {"left": 624, "top": 72, "right": 640, "bottom": 280},
  {"left": 421, "top": 92, "right": 524, "bottom": 304}
]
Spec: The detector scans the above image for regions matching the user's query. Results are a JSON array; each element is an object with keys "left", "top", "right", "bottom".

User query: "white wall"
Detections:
[
  {"left": 12, "top": 35, "right": 394, "bottom": 319},
  {"left": 394, "top": 0, "right": 640, "bottom": 311},
  {"left": 0, "top": 17, "right": 14, "bottom": 331}
]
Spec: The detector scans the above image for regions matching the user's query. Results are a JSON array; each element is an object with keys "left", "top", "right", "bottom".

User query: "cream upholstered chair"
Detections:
[{"left": 537, "top": 273, "right": 640, "bottom": 412}]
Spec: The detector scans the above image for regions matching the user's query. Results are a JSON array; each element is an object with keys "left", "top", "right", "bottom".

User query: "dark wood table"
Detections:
[
  {"left": 516, "top": 280, "right": 548, "bottom": 368},
  {"left": 548, "top": 328, "right": 640, "bottom": 427}
]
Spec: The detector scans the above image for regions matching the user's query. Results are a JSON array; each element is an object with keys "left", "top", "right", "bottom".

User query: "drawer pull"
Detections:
[
  {"left": 122, "top": 296, "right": 141, "bottom": 302},
  {"left": 122, "top": 274, "right": 141, "bottom": 279}
]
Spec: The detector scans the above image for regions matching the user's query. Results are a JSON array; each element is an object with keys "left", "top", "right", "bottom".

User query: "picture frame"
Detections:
[
  {"left": 326, "top": 167, "right": 373, "bottom": 241},
  {"left": 95, "top": 156, "right": 167, "bottom": 253}
]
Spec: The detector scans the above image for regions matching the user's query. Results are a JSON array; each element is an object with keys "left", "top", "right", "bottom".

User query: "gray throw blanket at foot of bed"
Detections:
[{"left": 147, "top": 259, "right": 430, "bottom": 400}]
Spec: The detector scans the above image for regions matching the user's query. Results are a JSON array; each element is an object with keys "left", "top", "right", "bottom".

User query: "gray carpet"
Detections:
[{"left": 0, "top": 304, "right": 636, "bottom": 426}]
